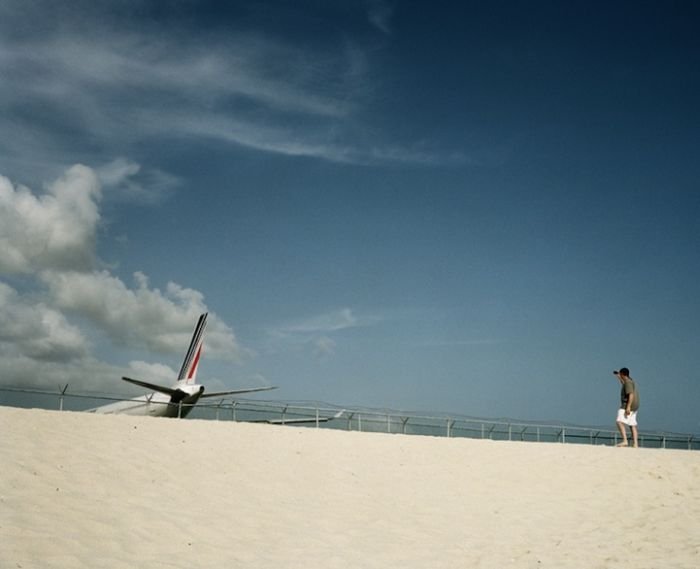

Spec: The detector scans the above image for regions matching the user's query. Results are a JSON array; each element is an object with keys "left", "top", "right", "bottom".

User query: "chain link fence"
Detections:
[{"left": 2, "top": 386, "right": 697, "bottom": 450}]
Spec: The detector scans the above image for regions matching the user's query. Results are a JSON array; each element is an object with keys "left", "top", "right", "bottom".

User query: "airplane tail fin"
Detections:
[{"left": 177, "top": 313, "right": 207, "bottom": 384}]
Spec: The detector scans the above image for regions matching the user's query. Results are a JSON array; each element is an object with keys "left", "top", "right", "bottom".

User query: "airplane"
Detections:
[
  {"left": 256, "top": 409, "right": 346, "bottom": 425},
  {"left": 89, "top": 313, "right": 276, "bottom": 417}
]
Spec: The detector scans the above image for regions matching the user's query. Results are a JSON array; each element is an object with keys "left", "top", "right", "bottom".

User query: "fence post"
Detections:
[{"left": 58, "top": 384, "right": 69, "bottom": 411}]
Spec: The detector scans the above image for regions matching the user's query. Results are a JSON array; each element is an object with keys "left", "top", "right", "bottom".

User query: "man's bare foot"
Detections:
[{"left": 616, "top": 441, "right": 629, "bottom": 447}]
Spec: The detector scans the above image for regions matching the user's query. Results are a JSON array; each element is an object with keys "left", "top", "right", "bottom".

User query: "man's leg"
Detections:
[
  {"left": 630, "top": 425, "right": 639, "bottom": 448},
  {"left": 616, "top": 421, "right": 628, "bottom": 447}
]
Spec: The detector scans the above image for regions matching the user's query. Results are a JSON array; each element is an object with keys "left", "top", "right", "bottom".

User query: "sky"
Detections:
[{"left": 1, "top": 0, "right": 699, "bottom": 434}]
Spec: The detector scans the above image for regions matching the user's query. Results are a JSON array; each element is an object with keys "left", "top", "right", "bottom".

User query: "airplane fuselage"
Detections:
[{"left": 91, "top": 384, "right": 205, "bottom": 418}]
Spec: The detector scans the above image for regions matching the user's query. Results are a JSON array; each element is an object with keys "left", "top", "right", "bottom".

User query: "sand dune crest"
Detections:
[{"left": 1, "top": 407, "right": 698, "bottom": 568}]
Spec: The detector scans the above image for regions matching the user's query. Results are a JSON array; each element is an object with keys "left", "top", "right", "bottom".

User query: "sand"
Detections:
[{"left": 1, "top": 406, "right": 699, "bottom": 569}]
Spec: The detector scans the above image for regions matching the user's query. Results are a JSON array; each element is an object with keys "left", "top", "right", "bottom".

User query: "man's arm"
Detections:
[{"left": 625, "top": 389, "right": 634, "bottom": 416}]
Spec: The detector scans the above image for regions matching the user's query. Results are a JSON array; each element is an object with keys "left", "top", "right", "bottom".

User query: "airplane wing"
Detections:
[
  {"left": 199, "top": 385, "right": 278, "bottom": 399},
  {"left": 122, "top": 376, "right": 179, "bottom": 396},
  {"left": 121, "top": 377, "right": 276, "bottom": 399},
  {"left": 257, "top": 409, "right": 345, "bottom": 424}
]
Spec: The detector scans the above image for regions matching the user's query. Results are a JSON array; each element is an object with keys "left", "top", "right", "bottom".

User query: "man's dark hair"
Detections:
[{"left": 619, "top": 367, "right": 630, "bottom": 376}]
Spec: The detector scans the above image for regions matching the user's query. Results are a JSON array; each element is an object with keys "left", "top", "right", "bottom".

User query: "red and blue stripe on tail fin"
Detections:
[{"left": 177, "top": 313, "right": 207, "bottom": 384}]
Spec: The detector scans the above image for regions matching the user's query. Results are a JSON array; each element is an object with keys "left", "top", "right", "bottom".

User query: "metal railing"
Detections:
[{"left": 1, "top": 385, "right": 697, "bottom": 450}]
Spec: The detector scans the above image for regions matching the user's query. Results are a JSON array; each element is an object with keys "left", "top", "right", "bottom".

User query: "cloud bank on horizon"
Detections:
[{"left": 0, "top": 165, "right": 242, "bottom": 392}]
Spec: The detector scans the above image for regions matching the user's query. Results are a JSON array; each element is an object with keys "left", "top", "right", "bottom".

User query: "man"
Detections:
[{"left": 614, "top": 367, "right": 640, "bottom": 447}]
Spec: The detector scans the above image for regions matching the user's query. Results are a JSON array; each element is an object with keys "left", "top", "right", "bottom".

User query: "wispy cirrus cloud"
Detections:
[
  {"left": 367, "top": 0, "right": 395, "bottom": 35},
  {"left": 0, "top": 16, "right": 364, "bottom": 168},
  {"left": 269, "top": 308, "right": 381, "bottom": 359},
  {"left": 278, "top": 308, "right": 361, "bottom": 334},
  {"left": 96, "top": 158, "right": 180, "bottom": 205},
  {"left": 0, "top": 1, "right": 458, "bottom": 174}
]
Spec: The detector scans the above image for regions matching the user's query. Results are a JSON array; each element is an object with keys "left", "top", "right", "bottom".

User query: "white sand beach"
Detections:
[{"left": 1, "top": 406, "right": 699, "bottom": 569}]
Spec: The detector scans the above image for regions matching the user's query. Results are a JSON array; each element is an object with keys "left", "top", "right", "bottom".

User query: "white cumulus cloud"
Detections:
[
  {"left": 40, "top": 269, "right": 242, "bottom": 359},
  {"left": 0, "top": 165, "right": 246, "bottom": 392},
  {"left": 0, "top": 165, "right": 101, "bottom": 274},
  {"left": 0, "top": 282, "right": 88, "bottom": 363}
]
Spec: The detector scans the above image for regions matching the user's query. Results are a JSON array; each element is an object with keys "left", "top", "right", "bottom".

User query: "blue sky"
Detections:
[{"left": 1, "top": 1, "right": 699, "bottom": 433}]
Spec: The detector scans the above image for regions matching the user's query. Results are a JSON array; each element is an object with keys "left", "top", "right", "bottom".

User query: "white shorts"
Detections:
[{"left": 617, "top": 408, "right": 638, "bottom": 427}]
